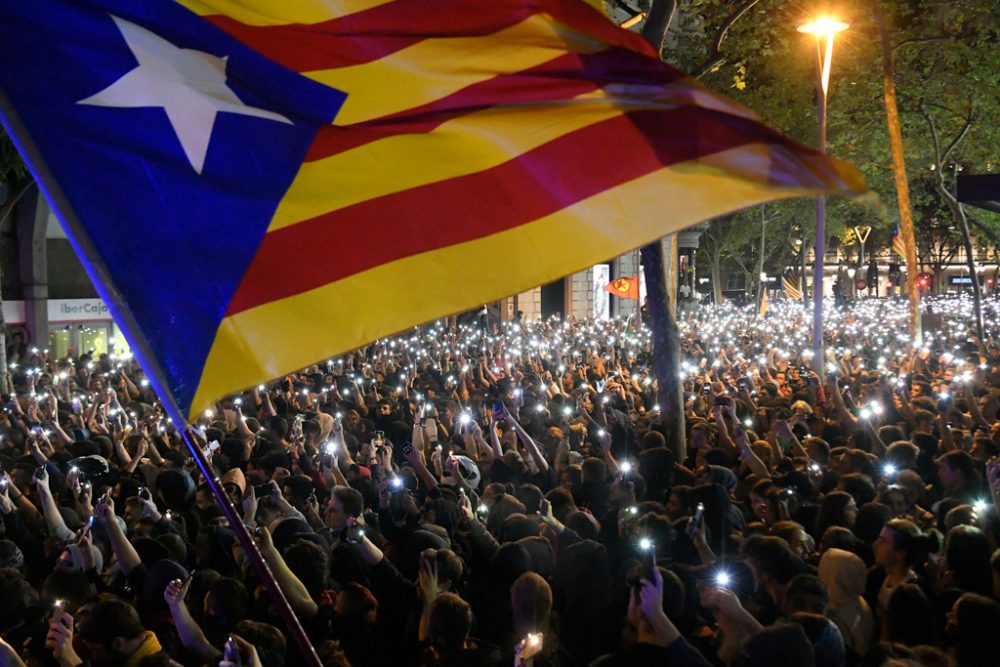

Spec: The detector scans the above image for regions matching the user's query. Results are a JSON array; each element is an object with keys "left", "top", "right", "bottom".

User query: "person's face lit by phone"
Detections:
[
  {"left": 195, "top": 487, "right": 214, "bottom": 512},
  {"left": 325, "top": 494, "right": 349, "bottom": 531},
  {"left": 665, "top": 492, "right": 687, "bottom": 521},
  {"left": 884, "top": 488, "right": 909, "bottom": 518}
]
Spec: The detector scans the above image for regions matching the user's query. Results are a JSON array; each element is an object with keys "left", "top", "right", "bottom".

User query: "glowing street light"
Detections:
[{"left": 797, "top": 15, "right": 848, "bottom": 378}]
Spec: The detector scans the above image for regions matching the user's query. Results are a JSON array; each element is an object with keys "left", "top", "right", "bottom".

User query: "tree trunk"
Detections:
[
  {"left": 710, "top": 249, "right": 723, "bottom": 305},
  {"left": 641, "top": 241, "right": 685, "bottom": 462},
  {"left": 947, "top": 199, "right": 985, "bottom": 346},
  {"left": 875, "top": 5, "right": 921, "bottom": 342}
]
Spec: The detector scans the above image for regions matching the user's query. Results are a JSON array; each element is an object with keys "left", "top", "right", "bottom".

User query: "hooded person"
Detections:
[
  {"left": 817, "top": 548, "right": 875, "bottom": 657},
  {"left": 706, "top": 465, "right": 738, "bottom": 495}
]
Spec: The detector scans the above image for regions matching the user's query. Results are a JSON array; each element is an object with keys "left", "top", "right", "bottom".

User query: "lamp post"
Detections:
[{"left": 798, "top": 16, "right": 848, "bottom": 377}]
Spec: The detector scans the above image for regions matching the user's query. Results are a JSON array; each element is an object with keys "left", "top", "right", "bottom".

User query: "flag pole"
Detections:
[{"left": 0, "top": 91, "right": 323, "bottom": 667}]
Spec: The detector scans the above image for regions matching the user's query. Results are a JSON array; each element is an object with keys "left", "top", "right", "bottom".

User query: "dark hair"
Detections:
[
  {"left": 784, "top": 574, "right": 828, "bottom": 614},
  {"left": 742, "top": 535, "right": 808, "bottom": 585},
  {"left": 77, "top": 599, "right": 146, "bottom": 648},
  {"left": 0, "top": 569, "right": 29, "bottom": 629},
  {"left": 332, "top": 486, "right": 364, "bottom": 517},
  {"left": 883, "top": 518, "right": 939, "bottom": 566},
  {"left": 945, "top": 525, "right": 993, "bottom": 596},
  {"left": 839, "top": 474, "right": 876, "bottom": 506},
  {"left": 885, "top": 583, "right": 937, "bottom": 647},
  {"left": 428, "top": 593, "right": 472, "bottom": 654},
  {"left": 953, "top": 593, "right": 1000, "bottom": 667},
  {"left": 283, "top": 474, "right": 314, "bottom": 502},
  {"left": 563, "top": 511, "right": 598, "bottom": 541},
  {"left": 814, "top": 491, "right": 855, "bottom": 539},
  {"left": 938, "top": 450, "right": 976, "bottom": 481},
  {"left": 42, "top": 569, "right": 92, "bottom": 611},
  {"left": 854, "top": 502, "right": 891, "bottom": 544},
  {"left": 283, "top": 540, "right": 329, "bottom": 597},
  {"left": 208, "top": 577, "right": 249, "bottom": 626},
  {"left": 500, "top": 514, "right": 541, "bottom": 543}
]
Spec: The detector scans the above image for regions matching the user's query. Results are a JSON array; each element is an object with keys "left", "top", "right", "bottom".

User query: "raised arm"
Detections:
[
  {"left": 164, "top": 577, "right": 221, "bottom": 662},
  {"left": 94, "top": 494, "right": 141, "bottom": 575},
  {"left": 255, "top": 527, "right": 318, "bottom": 618}
]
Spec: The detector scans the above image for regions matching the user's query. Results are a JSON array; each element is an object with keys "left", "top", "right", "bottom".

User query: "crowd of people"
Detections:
[{"left": 0, "top": 294, "right": 999, "bottom": 667}]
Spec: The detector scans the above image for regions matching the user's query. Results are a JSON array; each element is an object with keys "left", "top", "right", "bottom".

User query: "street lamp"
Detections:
[{"left": 798, "top": 15, "right": 848, "bottom": 377}]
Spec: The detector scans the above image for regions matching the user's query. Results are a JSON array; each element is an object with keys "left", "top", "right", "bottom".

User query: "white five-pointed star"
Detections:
[{"left": 78, "top": 15, "right": 291, "bottom": 174}]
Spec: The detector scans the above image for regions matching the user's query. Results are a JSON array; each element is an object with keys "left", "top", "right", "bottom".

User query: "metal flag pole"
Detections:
[{"left": 0, "top": 91, "right": 323, "bottom": 667}]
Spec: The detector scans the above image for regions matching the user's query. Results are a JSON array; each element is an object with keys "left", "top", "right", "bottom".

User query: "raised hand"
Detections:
[
  {"left": 45, "top": 610, "right": 82, "bottom": 667},
  {"left": 163, "top": 576, "right": 192, "bottom": 607}
]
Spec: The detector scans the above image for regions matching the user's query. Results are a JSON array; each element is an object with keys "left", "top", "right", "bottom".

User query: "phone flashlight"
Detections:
[
  {"left": 883, "top": 463, "right": 897, "bottom": 477},
  {"left": 562, "top": 406, "right": 572, "bottom": 416},
  {"left": 973, "top": 499, "right": 988, "bottom": 513},
  {"left": 715, "top": 571, "right": 731, "bottom": 588},
  {"left": 638, "top": 537, "right": 653, "bottom": 552},
  {"left": 391, "top": 476, "right": 403, "bottom": 490},
  {"left": 693, "top": 502, "right": 705, "bottom": 524},
  {"left": 619, "top": 461, "right": 633, "bottom": 475}
]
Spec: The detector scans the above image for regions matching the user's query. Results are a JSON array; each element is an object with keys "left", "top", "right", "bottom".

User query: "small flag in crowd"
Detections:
[
  {"left": 0, "top": 0, "right": 866, "bottom": 419},
  {"left": 758, "top": 288, "right": 768, "bottom": 317},
  {"left": 605, "top": 276, "right": 640, "bottom": 300},
  {"left": 892, "top": 223, "right": 907, "bottom": 259},
  {"left": 782, "top": 272, "right": 804, "bottom": 301}
]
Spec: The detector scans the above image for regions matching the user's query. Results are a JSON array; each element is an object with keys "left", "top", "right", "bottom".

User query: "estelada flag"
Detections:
[
  {"left": 782, "top": 272, "right": 803, "bottom": 301},
  {"left": 605, "top": 276, "right": 640, "bottom": 300},
  {"left": 0, "top": 0, "right": 866, "bottom": 420},
  {"left": 892, "top": 223, "right": 907, "bottom": 259}
]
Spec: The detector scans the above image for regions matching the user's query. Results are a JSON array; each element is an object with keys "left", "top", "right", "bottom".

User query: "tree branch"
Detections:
[
  {"left": 941, "top": 106, "right": 975, "bottom": 165},
  {"left": 640, "top": 0, "right": 676, "bottom": 52},
  {"left": 611, "top": 0, "right": 643, "bottom": 18},
  {"left": 967, "top": 214, "right": 1000, "bottom": 249},
  {"left": 690, "top": 0, "right": 761, "bottom": 79},
  {"left": 0, "top": 179, "right": 34, "bottom": 228},
  {"left": 892, "top": 36, "right": 950, "bottom": 52}
]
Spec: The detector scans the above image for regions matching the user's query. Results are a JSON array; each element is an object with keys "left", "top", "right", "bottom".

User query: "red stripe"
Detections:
[
  {"left": 204, "top": 0, "right": 533, "bottom": 72},
  {"left": 304, "top": 48, "right": 685, "bottom": 159},
  {"left": 203, "top": 0, "right": 656, "bottom": 73},
  {"left": 227, "top": 107, "right": 792, "bottom": 315}
]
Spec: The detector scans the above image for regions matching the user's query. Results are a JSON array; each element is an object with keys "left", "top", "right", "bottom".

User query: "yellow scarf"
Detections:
[{"left": 124, "top": 631, "right": 162, "bottom": 667}]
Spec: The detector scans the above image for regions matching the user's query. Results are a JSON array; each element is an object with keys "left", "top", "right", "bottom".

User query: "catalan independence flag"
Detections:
[
  {"left": 782, "top": 272, "right": 804, "bottom": 301},
  {"left": 892, "top": 223, "right": 907, "bottom": 259},
  {"left": 0, "top": 0, "right": 865, "bottom": 420}
]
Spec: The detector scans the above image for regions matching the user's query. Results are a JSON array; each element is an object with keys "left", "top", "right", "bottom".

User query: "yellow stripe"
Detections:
[
  {"left": 274, "top": 90, "right": 633, "bottom": 232},
  {"left": 188, "top": 145, "right": 862, "bottom": 418},
  {"left": 272, "top": 77, "right": 744, "bottom": 232},
  {"left": 305, "top": 15, "right": 607, "bottom": 126},
  {"left": 175, "top": 0, "right": 391, "bottom": 25}
]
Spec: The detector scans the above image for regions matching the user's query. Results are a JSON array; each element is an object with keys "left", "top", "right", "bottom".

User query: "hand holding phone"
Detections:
[{"left": 223, "top": 635, "right": 243, "bottom": 667}]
